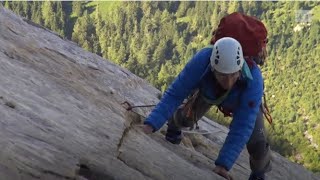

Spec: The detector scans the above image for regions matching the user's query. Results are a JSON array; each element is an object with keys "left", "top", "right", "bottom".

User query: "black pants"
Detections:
[
  {"left": 246, "top": 110, "right": 272, "bottom": 175},
  {"left": 166, "top": 94, "right": 272, "bottom": 174}
]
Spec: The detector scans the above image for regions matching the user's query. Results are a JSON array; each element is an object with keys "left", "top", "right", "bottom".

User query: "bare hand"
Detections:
[
  {"left": 142, "top": 124, "right": 154, "bottom": 134},
  {"left": 213, "top": 166, "right": 233, "bottom": 180}
]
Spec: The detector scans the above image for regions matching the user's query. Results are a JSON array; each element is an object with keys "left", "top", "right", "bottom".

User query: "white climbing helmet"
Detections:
[{"left": 210, "top": 37, "right": 244, "bottom": 74}]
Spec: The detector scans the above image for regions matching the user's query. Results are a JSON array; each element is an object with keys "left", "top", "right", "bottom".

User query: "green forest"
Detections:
[{"left": 2, "top": 1, "right": 320, "bottom": 172}]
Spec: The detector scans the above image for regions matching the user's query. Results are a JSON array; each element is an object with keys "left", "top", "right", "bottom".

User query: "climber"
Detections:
[{"left": 142, "top": 12, "right": 272, "bottom": 180}]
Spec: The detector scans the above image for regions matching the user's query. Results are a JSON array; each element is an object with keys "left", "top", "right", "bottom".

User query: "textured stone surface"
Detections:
[{"left": 0, "top": 6, "right": 319, "bottom": 180}]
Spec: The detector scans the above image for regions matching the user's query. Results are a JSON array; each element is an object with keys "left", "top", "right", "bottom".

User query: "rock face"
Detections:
[{"left": 0, "top": 5, "right": 319, "bottom": 180}]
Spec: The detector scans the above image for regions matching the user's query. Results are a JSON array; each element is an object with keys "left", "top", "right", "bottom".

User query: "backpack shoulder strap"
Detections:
[{"left": 241, "top": 60, "right": 253, "bottom": 80}]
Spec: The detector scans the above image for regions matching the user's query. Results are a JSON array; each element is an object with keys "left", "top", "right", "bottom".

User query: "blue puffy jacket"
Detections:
[{"left": 144, "top": 47, "right": 263, "bottom": 171}]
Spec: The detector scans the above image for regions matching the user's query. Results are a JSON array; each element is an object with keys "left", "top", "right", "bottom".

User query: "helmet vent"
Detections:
[{"left": 215, "top": 59, "right": 219, "bottom": 65}]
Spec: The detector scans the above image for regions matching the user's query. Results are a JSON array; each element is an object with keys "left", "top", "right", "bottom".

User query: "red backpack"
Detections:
[
  {"left": 210, "top": 12, "right": 268, "bottom": 66},
  {"left": 210, "top": 12, "right": 272, "bottom": 124}
]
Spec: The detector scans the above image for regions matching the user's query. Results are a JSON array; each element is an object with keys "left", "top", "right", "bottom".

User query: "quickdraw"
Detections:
[
  {"left": 121, "top": 101, "right": 156, "bottom": 111},
  {"left": 121, "top": 101, "right": 156, "bottom": 119}
]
